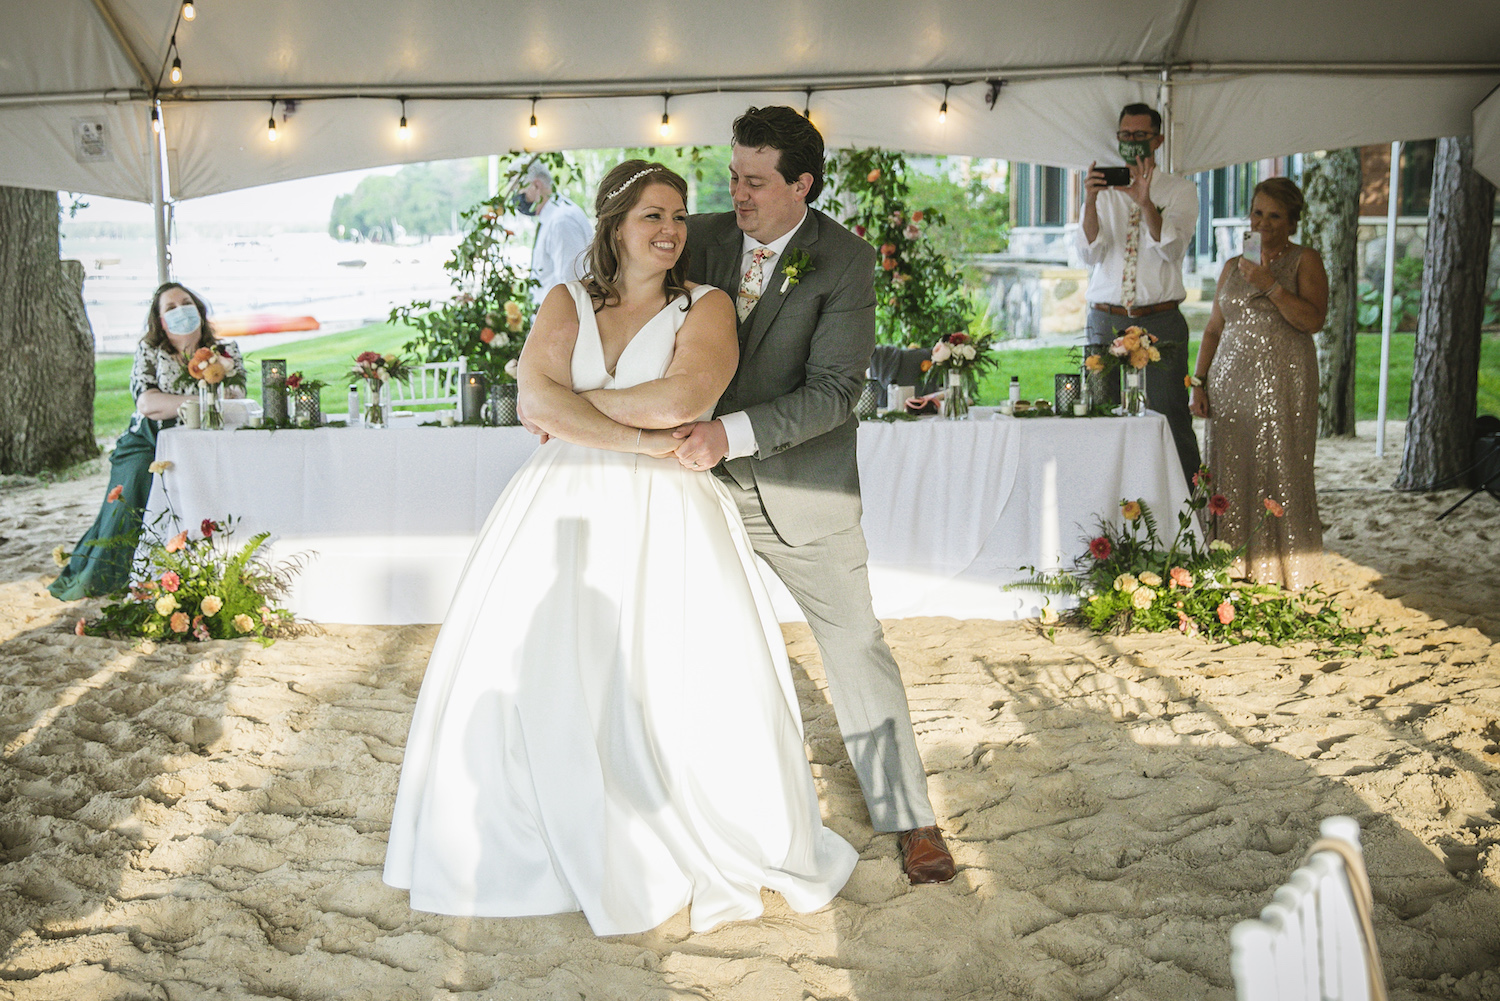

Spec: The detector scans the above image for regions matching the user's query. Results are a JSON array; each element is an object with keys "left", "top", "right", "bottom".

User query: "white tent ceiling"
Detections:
[{"left": 2, "top": 0, "right": 1499, "bottom": 202}]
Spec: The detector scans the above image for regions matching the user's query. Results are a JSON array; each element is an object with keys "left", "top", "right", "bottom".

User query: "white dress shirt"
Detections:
[
  {"left": 531, "top": 196, "right": 593, "bottom": 306},
  {"left": 718, "top": 209, "right": 807, "bottom": 460},
  {"left": 1073, "top": 168, "right": 1198, "bottom": 307}
]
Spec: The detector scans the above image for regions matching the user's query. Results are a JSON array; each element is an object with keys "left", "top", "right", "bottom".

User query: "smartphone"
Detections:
[
  {"left": 1243, "top": 231, "right": 1263, "bottom": 265},
  {"left": 1098, "top": 166, "right": 1132, "bottom": 187}
]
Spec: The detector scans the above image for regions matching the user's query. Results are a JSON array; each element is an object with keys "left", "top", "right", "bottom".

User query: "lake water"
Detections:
[{"left": 62, "top": 232, "right": 530, "bottom": 354}]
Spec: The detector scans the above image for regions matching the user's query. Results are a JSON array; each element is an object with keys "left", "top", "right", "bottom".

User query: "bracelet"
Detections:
[
  {"left": 635, "top": 428, "right": 642, "bottom": 450},
  {"left": 1187, "top": 374, "right": 1205, "bottom": 388}
]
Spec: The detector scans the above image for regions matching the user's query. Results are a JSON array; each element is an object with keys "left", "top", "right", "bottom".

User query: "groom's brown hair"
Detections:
[{"left": 731, "top": 106, "right": 824, "bottom": 203}]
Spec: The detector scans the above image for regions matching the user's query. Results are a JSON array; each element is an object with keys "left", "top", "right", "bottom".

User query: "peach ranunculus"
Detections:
[
  {"left": 1128, "top": 347, "right": 1150, "bottom": 369},
  {"left": 233, "top": 613, "right": 255, "bottom": 634},
  {"left": 1169, "top": 566, "right": 1192, "bottom": 588},
  {"left": 201, "top": 360, "right": 226, "bottom": 384},
  {"left": 200, "top": 594, "right": 223, "bottom": 616},
  {"left": 1264, "top": 497, "right": 1285, "bottom": 517},
  {"left": 166, "top": 530, "right": 188, "bottom": 553},
  {"left": 1084, "top": 354, "right": 1105, "bottom": 372},
  {"left": 1120, "top": 500, "right": 1141, "bottom": 521},
  {"left": 1138, "top": 571, "right": 1162, "bottom": 587},
  {"left": 1114, "top": 573, "right": 1138, "bottom": 593},
  {"left": 170, "top": 611, "right": 189, "bottom": 633},
  {"left": 1147, "top": 346, "right": 1162, "bottom": 363},
  {"left": 160, "top": 571, "right": 181, "bottom": 592},
  {"left": 1217, "top": 601, "right": 1236, "bottom": 624},
  {"left": 107, "top": 485, "right": 124, "bottom": 502},
  {"left": 1131, "top": 586, "right": 1155, "bottom": 609}
]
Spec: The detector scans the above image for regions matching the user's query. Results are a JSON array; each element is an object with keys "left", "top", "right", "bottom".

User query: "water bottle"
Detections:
[
  {"left": 348, "top": 385, "right": 360, "bottom": 423},
  {"left": 1008, "top": 376, "right": 1021, "bottom": 406}
]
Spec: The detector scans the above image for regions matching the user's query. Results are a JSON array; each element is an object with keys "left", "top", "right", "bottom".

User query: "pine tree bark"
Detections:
[
  {"left": 1300, "top": 149, "right": 1362, "bottom": 437},
  {"left": 1395, "top": 136, "right": 1497, "bottom": 491},
  {"left": 0, "top": 187, "right": 98, "bottom": 475}
]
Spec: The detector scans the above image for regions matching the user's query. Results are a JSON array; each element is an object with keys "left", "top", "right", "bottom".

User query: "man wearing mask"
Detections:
[
  {"left": 514, "top": 160, "right": 593, "bottom": 306},
  {"left": 1075, "top": 103, "right": 1200, "bottom": 484}
]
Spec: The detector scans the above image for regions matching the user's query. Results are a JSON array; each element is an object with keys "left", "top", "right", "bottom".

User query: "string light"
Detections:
[
  {"left": 267, "top": 99, "right": 278, "bottom": 143},
  {"left": 181, "top": 1, "right": 195, "bottom": 20},
  {"left": 397, "top": 97, "right": 409, "bottom": 141},
  {"left": 803, "top": 88, "right": 813, "bottom": 120},
  {"left": 170, "top": 55, "right": 182, "bottom": 85},
  {"left": 151, "top": 106, "right": 161, "bottom": 134},
  {"left": 659, "top": 94, "right": 671, "bottom": 139},
  {"left": 938, "top": 82, "right": 950, "bottom": 124},
  {"left": 528, "top": 97, "right": 538, "bottom": 139}
]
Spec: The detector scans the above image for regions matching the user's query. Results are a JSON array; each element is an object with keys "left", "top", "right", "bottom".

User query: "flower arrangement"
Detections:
[
  {"left": 1018, "top": 469, "right": 1378, "bottom": 653},
  {"left": 173, "top": 345, "right": 246, "bottom": 430},
  {"left": 284, "top": 371, "right": 326, "bottom": 394},
  {"left": 72, "top": 465, "right": 301, "bottom": 646},
  {"left": 349, "top": 351, "right": 414, "bottom": 385}
]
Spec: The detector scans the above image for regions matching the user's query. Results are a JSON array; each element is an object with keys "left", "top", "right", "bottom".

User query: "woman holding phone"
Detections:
[{"left": 1190, "top": 177, "right": 1329, "bottom": 589}]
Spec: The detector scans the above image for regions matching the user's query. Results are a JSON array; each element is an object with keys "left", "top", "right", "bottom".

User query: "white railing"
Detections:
[{"left": 386, "top": 358, "right": 466, "bottom": 408}]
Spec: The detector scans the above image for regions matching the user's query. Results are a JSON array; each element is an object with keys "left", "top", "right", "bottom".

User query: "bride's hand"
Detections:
[{"left": 637, "top": 429, "right": 680, "bottom": 458}]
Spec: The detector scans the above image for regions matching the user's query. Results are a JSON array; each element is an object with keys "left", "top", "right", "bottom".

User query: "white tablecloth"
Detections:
[{"left": 145, "top": 413, "right": 1187, "bottom": 624}]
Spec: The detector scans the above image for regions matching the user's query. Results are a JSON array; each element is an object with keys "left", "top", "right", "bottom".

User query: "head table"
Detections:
[{"left": 144, "top": 410, "right": 1187, "bottom": 624}]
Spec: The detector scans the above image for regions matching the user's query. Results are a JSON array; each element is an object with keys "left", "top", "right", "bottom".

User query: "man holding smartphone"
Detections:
[{"left": 1075, "top": 103, "right": 1201, "bottom": 485}]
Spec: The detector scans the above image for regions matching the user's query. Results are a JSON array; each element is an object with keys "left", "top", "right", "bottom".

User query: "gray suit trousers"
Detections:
[
  {"left": 1087, "top": 306, "right": 1201, "bottom": 486},
  {"left": 715, "top": 470, "right": 937, "bottom": 833}
]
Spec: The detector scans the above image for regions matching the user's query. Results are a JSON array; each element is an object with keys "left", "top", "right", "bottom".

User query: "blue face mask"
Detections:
[
  {"left": 509, "top": 191, "right": 538, "bottom": 217},
  {"left": 162, "top": 302, "right": 200, "bottom": 336}
]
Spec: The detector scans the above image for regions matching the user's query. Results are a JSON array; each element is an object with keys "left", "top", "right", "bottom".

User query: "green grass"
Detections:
[
  {"left": 975, "top": 332, "right": 1500, "bottom": 420},
  {"left": 94, "top": 325, "right": 1500, "bottom": 433},
  {"left": 94, "top": 322, "right": 414, "bottom": 432}
]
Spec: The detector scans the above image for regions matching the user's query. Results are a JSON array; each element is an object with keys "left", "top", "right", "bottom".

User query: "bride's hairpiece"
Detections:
[{"left": 605, "top": 168, "right": 656, "bottom": 202}]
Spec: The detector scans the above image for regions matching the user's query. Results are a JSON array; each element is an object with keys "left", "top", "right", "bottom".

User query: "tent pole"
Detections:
[
  {"left": 1376, "top": 140, "right": 1401, "bottom": 457},
  {"left": 488, "top": 155, "right": 500, "bottom": 199},
  {"left": 149, "top": 105, "right": 169, "bottom": 286},
  {"left": 1160, "top": 67, "right": 1175, "bottom": 174}
]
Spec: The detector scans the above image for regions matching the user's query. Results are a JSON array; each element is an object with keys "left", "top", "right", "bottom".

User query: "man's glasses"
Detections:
[{"left": 1116, "top": 130, "right": 1159, "bottom": 142}]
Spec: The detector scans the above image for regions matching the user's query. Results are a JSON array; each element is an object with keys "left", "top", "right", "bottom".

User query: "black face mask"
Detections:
[{"left": 510, "top": 191, "right": 538, "bottom": 217}]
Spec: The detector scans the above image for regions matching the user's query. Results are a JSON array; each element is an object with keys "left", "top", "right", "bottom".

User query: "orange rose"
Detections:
[
  {"left": 480, "top": 327, "right": 496, "bottom": 344},
  {"left": 866, "top": 168, "right": 881, "bottom": 183},
  {"left": 881, "top": 258, "right": 897, "bottom": 271},
  {"left": 107, "top": 485, "right": 124, "bottom": 502},
  {"left": 1084, "top": 355, "right": 1105, "bottom": 373},
  {"left": 187, "top": 347, "right": 214, "bottom": 380},
  {"left": 1129, "top": 347, "right": 1150, "bottom": 369},
  {"left": 201, "top": 361, "right": 226, "bottom": 384},
  {"left": 920, "top": 360, "right": 932, "bottom": 372}
]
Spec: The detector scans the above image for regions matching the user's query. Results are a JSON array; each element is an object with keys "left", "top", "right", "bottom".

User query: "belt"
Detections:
[{"left": 1091, "top": 301, "right": 1180, "bottom": 318}]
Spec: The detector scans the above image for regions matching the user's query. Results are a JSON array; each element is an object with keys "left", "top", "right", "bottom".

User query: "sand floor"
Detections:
[{"left": 1, "top": 420, "right": 1498, "bottom": 1000}]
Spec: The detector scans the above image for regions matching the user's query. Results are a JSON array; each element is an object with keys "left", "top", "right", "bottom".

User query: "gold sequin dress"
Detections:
[{"left": 1205, "top": 246, "right": 1321, "bottom": 589}]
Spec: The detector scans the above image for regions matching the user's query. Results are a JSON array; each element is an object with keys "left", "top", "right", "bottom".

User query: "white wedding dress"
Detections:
[{"left": 384, "top": 281, "right": 857, "bottom": 936}]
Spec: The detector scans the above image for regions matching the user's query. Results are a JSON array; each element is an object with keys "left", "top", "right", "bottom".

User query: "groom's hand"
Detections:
[{"left": 672, "top": 420, "right": 729, "bottom": 471}]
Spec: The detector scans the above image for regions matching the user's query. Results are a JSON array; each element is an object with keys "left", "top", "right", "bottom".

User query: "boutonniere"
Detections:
[{"left": 779, "top": 248, "right": 815, "bottom": 294}]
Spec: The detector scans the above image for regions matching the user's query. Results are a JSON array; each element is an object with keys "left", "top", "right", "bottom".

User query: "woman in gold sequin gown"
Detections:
[{"left": 1190, "top": 178, "right": 1330, "bottom": 589}]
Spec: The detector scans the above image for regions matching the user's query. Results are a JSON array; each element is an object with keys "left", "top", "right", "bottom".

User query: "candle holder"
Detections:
[
  {"left": 261, "top": 359, "right": 287, "bottom": 424},
  {"left": 1054, "top": 373, "right": 1081, "bottom": 415},
  {"left": 462, "top": 372, "right": 488, "bottom": 425},
  {"left": 292, "top": 386, "right": 322, "bottom": 427},
  {"left": 487, "top": 383, "right": 519, "bottom": 426}
]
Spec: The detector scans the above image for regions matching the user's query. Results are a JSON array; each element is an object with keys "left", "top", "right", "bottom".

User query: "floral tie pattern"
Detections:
[
  {"left": 1121, "top": 204, "right": 1142, "bottom": 311},
  {"left": 737, "top": 247, "right": 773, "bottom": 322}
]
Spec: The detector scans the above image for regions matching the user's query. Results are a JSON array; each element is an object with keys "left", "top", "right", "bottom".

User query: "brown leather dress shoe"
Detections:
[{"left": 898, "top": 826, "right": 956, "bottom": 884}]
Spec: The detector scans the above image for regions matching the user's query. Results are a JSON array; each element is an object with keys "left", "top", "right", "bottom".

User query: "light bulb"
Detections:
[
  {"left": 659, "top": 112, "right": 670, "bottom": 138},
  {"left": 529, "top": 114, "right": 538, "bottom": 139},
  {"left": 151, "top": 107, "right": 161, "bottom": 134},
  {"left": 182, "top": 1, "right": 195, "bottom": 20},
  {"left": 267, "top": 116, "right": 278, "bottom": 142},
  {"left": 937, "top": 101, "right": 947, "bottom": 124},
  {"left": 398, "top": 116, "right": 409, "bottom": 140},
  {"left": 170, "top": 57, "right": 182, "bottom": 84}
]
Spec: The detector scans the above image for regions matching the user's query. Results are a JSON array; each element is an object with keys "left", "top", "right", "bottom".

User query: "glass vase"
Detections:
[
  {"left": 199, "top": 382, "right": 224, "bottom": 430},
  {"left": 943, "top": 371, "right": 969, "bottom": 421},
  {"left": 1122, "top": 367, "right": 1149, "bottom": 417},
  {"left": 363, "top": 378, "right": 387, "bottom": 429}
]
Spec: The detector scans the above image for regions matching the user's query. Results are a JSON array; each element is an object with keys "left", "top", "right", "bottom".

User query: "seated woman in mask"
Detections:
[{"left": 50, "top": 283, "right": 244, "bottom": 601}]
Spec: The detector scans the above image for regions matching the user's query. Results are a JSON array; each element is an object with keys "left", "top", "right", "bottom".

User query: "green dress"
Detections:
[{"left": 49, "top": 339, "right": 243, "bottom": 601}]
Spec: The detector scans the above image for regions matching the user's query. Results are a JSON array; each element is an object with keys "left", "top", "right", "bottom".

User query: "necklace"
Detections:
[{"left": 1262, "top": 243, "right": 1290, "bottom": 267}]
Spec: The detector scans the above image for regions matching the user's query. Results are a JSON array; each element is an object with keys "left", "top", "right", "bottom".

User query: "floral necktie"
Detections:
[
  {"left": 1121, "top": 204, "right": 1142, "bottom": 311},
  {"left": 737, "top": 247, "right": 773, "bottom": 322}
]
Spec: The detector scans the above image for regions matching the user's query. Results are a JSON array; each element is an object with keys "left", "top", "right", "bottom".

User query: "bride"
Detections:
[{"left": 383, "top": 160, "right": 857, "bottom": 936}]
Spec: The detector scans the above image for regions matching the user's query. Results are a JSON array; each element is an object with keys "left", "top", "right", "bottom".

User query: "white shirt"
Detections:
[
  {"left": 531, "top": 196, "right": 593, "bottom": 306},
  {"left": 719, "top": 209, "right": 807, "bottom": 460},
  {"left": 1073, "top": 168, "right": 1198, "bottom": 306}
]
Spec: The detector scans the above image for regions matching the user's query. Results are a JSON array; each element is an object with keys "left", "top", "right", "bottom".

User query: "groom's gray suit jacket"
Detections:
[{"left": 686, "top": 208, "right": 878, "bottom": 547}]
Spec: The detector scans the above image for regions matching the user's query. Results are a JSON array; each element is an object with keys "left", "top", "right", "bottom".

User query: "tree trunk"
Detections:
[
  {"left": 0, "top": 187, "right": 98, "bottom": 475},
  {"left": 1395, "top": 136, "right": 1497, "bottom": 491},
  {"left": 1301, "top": 149, "right": 1362, "bottom": 437}
]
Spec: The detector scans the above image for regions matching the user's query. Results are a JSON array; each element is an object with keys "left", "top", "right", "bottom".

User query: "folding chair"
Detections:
[
  {"left": 1230, "top": 816, "right": 1387, "bottom": 1001},
  {"left": 384, "top": 357, "right": 466, "bottom": 409}
]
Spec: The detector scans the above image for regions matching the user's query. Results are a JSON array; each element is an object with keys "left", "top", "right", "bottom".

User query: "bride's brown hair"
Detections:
[{"left": 582, "top": 160, "right": 691, "bottom": 313}]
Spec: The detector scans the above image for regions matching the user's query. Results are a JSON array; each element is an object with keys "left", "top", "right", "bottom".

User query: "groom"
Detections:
[{"left": 672, "top": 106, "right": 955, "bottom": 884}]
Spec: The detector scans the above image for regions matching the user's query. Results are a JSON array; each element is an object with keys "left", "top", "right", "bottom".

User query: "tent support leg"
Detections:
[
  {"left": 150, "top": 105, "right": 169, "bottom": 287},
  {"left": 1376, "top": 140, "right": 1400, "bottom": 457}
]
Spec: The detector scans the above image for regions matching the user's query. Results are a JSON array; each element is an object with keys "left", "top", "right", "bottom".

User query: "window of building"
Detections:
[{"left": 1010, "top": 163, "right": 1069, "bottom": 227}]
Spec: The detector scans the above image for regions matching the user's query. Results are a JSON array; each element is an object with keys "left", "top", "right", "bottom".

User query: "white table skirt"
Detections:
[{"left": 145, "top": 412, "right": 1188, "bottom": 624}]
